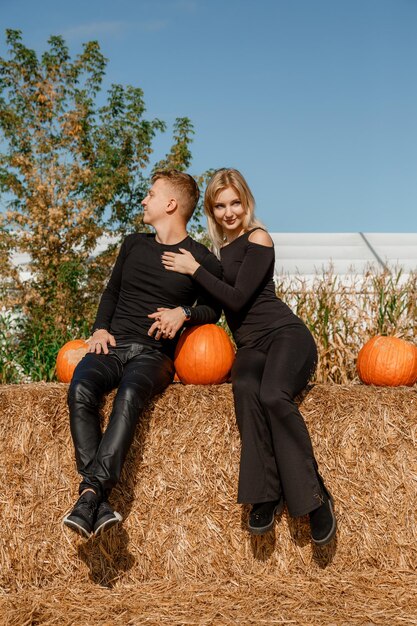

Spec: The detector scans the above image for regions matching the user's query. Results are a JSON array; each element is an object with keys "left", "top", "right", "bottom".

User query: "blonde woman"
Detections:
[{"left": 161, "top": 168, "right": 336, "bottom": 545}]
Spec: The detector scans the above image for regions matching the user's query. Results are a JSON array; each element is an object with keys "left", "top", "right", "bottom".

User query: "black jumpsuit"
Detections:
[{"left": 192, "top": 228, "right": 324, "bottom": 517}]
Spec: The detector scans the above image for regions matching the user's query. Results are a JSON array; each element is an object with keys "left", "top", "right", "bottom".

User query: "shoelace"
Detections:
[{"left": 78, "top": 497, "right": 97, "bottom": 516}]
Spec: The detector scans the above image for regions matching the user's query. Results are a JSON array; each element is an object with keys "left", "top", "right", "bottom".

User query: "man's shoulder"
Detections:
[
  {"left": 185, "top": 235, "right": 213, "bottom": 257},
  {"left": 123, "top": 232, "right": 155, "bottom": 250},
  {"left": 185, "top": 236, "right": 222, "bottom": 277}
]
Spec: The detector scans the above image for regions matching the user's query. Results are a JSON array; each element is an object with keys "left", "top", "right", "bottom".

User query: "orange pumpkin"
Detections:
[
  {"left": 357, "top": 335, "right": 417, "bottom": 387},
  {"left": 174, "top": 324, "right": 235, "bottom": 385},
  {"left": 56, "top": 339, "right": 89, "bottom": 383}
]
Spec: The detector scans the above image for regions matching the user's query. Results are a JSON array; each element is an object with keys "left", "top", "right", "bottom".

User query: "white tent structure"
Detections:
[{"left": 271, "top": 233, "right": 417, "bottom": 278}]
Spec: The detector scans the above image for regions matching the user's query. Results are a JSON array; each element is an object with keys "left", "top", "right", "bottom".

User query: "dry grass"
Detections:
[
  {"left": 277, "top": 267, "right": 417, "bottom": 383},
  {"left": 0, "top": 382, "right": 416, "bottom": 624},
  {"left": 1, "top": 572, "right": 416, "bottom": 626}
]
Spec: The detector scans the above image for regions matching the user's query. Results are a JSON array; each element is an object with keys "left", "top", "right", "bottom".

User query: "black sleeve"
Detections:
[
  {"left": 192, "top": 243, "right": 273, "bottom": 313},
  {"left": 187, "top": 251, "right": 223, "bottom": 325},
  {"left": 91, "top": 239, "right": 127, "bottom": 332}
]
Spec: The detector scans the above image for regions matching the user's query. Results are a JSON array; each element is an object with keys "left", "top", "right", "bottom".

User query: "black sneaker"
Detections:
[
  {"left": 248, "top": 499, "right": 284, "bottom": 535},
  {"left": 309, "top": 491, "right": 337, "bottom": 546},
  {"left": 93, "top": 501, "right": 122, "bottom": 537},
  {"left": 63, "top": 490, "right": 100, "bottom": 539}
]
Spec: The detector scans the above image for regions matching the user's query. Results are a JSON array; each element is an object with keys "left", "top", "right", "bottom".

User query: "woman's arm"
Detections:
[
  {"left": 148, "top": 250, "right": 223, "bottom": 339},
  {"left": 162, "top": 231, "right": 274, "bottom": 313},
  {"left": 161, "top": 248, "right": 201, "bottom": 275}
]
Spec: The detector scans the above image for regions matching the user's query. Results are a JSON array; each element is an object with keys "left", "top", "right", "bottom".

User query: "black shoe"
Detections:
[
  {"left": 309, "top": 490, "right": 337, "bottom": 546},
  {"left": 63, "top": 490, "right": 100, "bottom": 539},
  {"left": 93, "top": 501, "right": 122, "bottom": 537},
  {"left": 248, "top": 499, "right": 284, "bottom": 535}
]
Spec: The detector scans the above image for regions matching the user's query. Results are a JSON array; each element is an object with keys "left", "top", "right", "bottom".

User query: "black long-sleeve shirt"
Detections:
[
  {"left": 93, "top": 233, "right": 222, "bottom": 355},
  {"left": 192, "top": 229, "right": 302, "bottom": 349}
]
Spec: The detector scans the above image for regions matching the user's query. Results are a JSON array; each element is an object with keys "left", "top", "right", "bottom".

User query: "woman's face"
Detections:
[{"left": 212, "top": 186, "right": 246, "bottom": 241}]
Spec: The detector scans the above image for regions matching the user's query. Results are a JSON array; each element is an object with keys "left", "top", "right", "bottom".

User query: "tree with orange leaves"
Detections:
[{"left": 0, "top": 29, "right": 197, "bottom": 380}]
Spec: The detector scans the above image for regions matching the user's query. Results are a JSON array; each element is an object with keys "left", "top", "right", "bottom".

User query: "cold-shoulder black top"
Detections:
[{"left": 192, "top": 229, "right": 304, "bottom": 349}]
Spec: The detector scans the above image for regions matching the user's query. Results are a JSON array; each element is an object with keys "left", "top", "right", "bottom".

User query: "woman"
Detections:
[{"left": 161, "top": 168, "right": 336, "bottom": 545}]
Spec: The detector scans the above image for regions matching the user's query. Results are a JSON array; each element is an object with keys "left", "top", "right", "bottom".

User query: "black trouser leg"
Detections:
[
  {"left": 231, "top": 324, "right": 322, "bottom": 517},
  {"left": 68, "top": 351, "right": 123, "bottom": 496},
  {"left": 68, "top": 345, "right": 174, "bottom": 498},
  {"left": 83, "top": 350, "right": 174, "bottom": 497},
  {"left": 232, "top": 349, "right": 282, "bottom": 504}
]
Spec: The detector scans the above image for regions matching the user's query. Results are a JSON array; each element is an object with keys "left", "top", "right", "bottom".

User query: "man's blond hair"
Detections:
[{"left": 151, "top": 170, "right": 200, "bottom": 222}]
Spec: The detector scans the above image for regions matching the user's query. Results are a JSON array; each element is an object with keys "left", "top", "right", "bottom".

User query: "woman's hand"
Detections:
[
  {"left": 161, "top": 248, "right": 200, "bottom": 275},
  {"left": 148, "top": 307, "right": 187, "bottom": 341},
  {"left": 87, "top": 329, "right": 116, "bottom": 354}
]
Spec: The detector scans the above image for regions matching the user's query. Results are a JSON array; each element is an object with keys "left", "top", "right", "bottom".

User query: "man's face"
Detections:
[{"left": 141, "top": 178, "right": 173, "bottom": 226}]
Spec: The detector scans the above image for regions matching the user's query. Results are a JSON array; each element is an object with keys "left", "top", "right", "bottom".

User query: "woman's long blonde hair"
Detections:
[{"left": 204, "top": 168, "right": 265, "bottom": 256}]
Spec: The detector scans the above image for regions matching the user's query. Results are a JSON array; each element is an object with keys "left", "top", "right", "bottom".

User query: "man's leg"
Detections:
[
  {"left": 64, "top": 351, "right": 123, "bottom": 537},
  {"left": 68, "top": 351, "right": 123, "bottom": 496},
  {"left": 87, "top": 347, "right": 174, "bottom": 501}
]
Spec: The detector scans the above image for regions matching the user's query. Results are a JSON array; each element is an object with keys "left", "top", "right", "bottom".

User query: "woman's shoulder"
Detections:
[{"left": 247, "top": 228, "right": 274, "bottom": 248}]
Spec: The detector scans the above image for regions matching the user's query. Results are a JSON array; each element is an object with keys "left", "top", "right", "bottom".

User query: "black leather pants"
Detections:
[
  {"left": 231, "top": 323, "right": 323, "bottom": 517},
  {"left": 67, "top": 342, "right": 175, "bottom": 498}
]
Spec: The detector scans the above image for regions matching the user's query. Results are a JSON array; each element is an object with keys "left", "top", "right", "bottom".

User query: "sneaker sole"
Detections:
[
  {"left": 94, "top": 511, "right": 122, "bottom": 537},
  {"left": 63, "top": 515, "right": 92, "bottom": 539},
  {"left": 248, "top": 501, "right": 284, "bottom": 535},
  {"left": 311, "top": 498, "right": 337, "bottom": 546}
]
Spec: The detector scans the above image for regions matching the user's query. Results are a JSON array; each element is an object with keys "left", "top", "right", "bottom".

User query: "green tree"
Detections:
[{"left": 0, "top": 29, "right": 197, "bottom": 380}]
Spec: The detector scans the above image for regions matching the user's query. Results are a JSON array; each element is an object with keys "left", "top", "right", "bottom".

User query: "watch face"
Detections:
[{"left": 183, "top": 306, "right": 191, "bottom": 319}]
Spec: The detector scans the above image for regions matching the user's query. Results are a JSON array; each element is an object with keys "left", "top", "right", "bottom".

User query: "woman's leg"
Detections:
[
  {"left": 231, "top": 347, "right": 283, "bottom": 504},
  {"left": 259, "top": 324, "right": 323, "bottom": 517}
]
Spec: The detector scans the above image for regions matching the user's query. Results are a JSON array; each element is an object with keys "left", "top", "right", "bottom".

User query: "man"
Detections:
[{"left": 63, "top": 170, "right": 222, "bottom": 539}]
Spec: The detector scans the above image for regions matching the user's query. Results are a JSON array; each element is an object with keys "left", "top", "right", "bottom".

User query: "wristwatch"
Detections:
[{"left": 181, "top": 306, "right": 192, "bottom": 321}]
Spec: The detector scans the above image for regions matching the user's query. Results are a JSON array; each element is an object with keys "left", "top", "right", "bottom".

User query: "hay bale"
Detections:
[
  {"left": 0, "top": 382, "right": 416, "bottom": 624},
  {"left": 1, "top": 571, "right": 416, "bottom": 626}
]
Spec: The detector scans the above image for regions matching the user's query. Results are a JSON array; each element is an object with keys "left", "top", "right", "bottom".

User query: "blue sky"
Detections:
[{"left": 1, "top": 0, "right": 417, "bottom": 232}]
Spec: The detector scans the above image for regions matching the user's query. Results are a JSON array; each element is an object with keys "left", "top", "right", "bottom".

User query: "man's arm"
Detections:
[{"left": 88, "top": 238, "right": 127, "bottom": 353}]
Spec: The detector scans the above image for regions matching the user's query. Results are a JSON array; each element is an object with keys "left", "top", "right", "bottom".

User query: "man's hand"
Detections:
[
  {"left": 148, "top": 307, "right": 187, "bottom": 341},
  {"left": 87, "top": 329, "right": 116, "bottom": 354}
]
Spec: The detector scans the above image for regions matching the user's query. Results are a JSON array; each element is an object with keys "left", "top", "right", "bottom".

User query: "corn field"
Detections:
[
  {"left": 1, "top": 266, "right": 416, "bottom": 385},
  {"left": 276, "top": 267, "right": 417, "bottom": 383}
]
